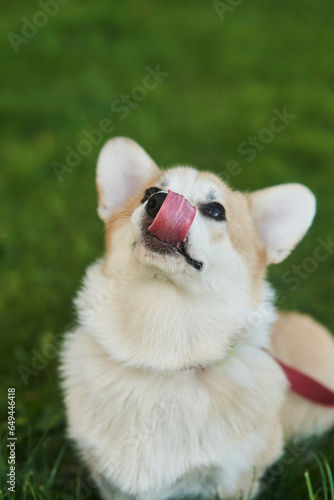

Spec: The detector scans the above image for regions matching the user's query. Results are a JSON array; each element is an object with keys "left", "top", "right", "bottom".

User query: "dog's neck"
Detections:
[{"left": 75, "top": 259, "right": 277, "bottom": 372}]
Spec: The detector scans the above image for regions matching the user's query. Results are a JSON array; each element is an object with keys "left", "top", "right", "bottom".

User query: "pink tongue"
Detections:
[{"left": 148, "top": 190, "right": 196, "bottom": 243}]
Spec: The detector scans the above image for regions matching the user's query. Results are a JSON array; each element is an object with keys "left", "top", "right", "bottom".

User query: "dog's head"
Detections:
[
  {"left": 93, "top": 137, "right": 316, "bottom": 369},
  {"left": 97, "top": 137, "right": 315, "bottom": 285}
]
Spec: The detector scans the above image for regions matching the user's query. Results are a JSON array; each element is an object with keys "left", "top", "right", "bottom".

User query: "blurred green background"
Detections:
[{"left": 1, "top": 0, "right": 334, "bottom": 498}]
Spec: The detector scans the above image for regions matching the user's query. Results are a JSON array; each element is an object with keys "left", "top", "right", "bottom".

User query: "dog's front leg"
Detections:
[{"left": 215, "top": 419, "right": 284, "bottom": 500}]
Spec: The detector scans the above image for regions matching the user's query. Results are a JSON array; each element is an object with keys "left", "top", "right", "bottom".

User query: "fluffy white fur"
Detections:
[{"left": 61, "top": 138, "right": 334, "bottom": 500}]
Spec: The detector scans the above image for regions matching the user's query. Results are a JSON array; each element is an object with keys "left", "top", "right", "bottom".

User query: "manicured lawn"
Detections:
[{"left": 1, "top": 0, "right": 334, "bottom": 498}]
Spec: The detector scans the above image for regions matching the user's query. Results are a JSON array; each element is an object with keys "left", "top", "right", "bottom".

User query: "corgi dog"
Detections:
[{"left": 61, "top": 137, "right": 334, "bottom": 500}]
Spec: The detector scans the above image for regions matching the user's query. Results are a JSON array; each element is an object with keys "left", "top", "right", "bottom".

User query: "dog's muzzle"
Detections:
[{"left": 147, "top": 190, "right": 196, "bottom": 243}]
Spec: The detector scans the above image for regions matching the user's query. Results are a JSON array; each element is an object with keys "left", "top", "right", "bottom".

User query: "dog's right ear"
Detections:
[{"left": 96, "top": 137, "right": 160, "bottom": 222}]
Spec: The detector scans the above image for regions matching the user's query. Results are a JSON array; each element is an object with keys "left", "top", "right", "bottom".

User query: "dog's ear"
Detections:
[
  {"left": 248, "top": 184, "right": 316, "bottom": 264},
  {"left": 96, "top": 137, "right": 160, "bottom": 221}
]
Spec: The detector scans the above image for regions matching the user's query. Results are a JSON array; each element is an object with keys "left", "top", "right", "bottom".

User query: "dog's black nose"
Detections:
[{"left": 145, "top": 192, "right": 167, "bottom": 218}]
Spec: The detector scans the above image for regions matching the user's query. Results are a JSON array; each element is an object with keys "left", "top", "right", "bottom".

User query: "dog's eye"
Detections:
[
  {"left": 200, "top": 202, "right": 226, "bottom": 221},
  {"left": 141, "top": 187, "right": 161, "bottom": 204}
]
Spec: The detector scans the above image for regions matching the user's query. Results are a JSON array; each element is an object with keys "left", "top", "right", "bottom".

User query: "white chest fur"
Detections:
[{"left": 61, "top": 263, "right": 286, "bottom": 500}]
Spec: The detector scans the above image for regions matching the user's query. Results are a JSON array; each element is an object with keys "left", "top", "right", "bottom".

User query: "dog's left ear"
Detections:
[
  {"left": 248, "top": 183, "right": 316, "bottom": 264},
  {"left": 96, "top": 137, "right": 160, "bottom": 221}
]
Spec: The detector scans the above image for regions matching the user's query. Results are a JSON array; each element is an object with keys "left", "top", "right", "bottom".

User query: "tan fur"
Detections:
[
  {"left": 193, "top": 171, "right": 267, "bottom": 298},
  {"left": 226, "top": 190, "right": 267, "bottom": 300},
  {"left": 270, "top": 312, "right": 334, "bottom": 438},
  {"left": 104, "top": 171, "right": 163, "bottom": 252}
]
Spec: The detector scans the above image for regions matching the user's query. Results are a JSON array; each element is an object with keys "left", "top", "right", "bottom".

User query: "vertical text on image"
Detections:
[{"left": 7, "top": 388, "right": 16, "bottom": 493}]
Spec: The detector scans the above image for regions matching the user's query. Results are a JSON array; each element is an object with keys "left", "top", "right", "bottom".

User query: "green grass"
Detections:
[
  {"left": 1, "top": 0, "right": 334, "bottom": 498},
  {"left": 305, "top": 454, "right": 334, "bottom": 500}
]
